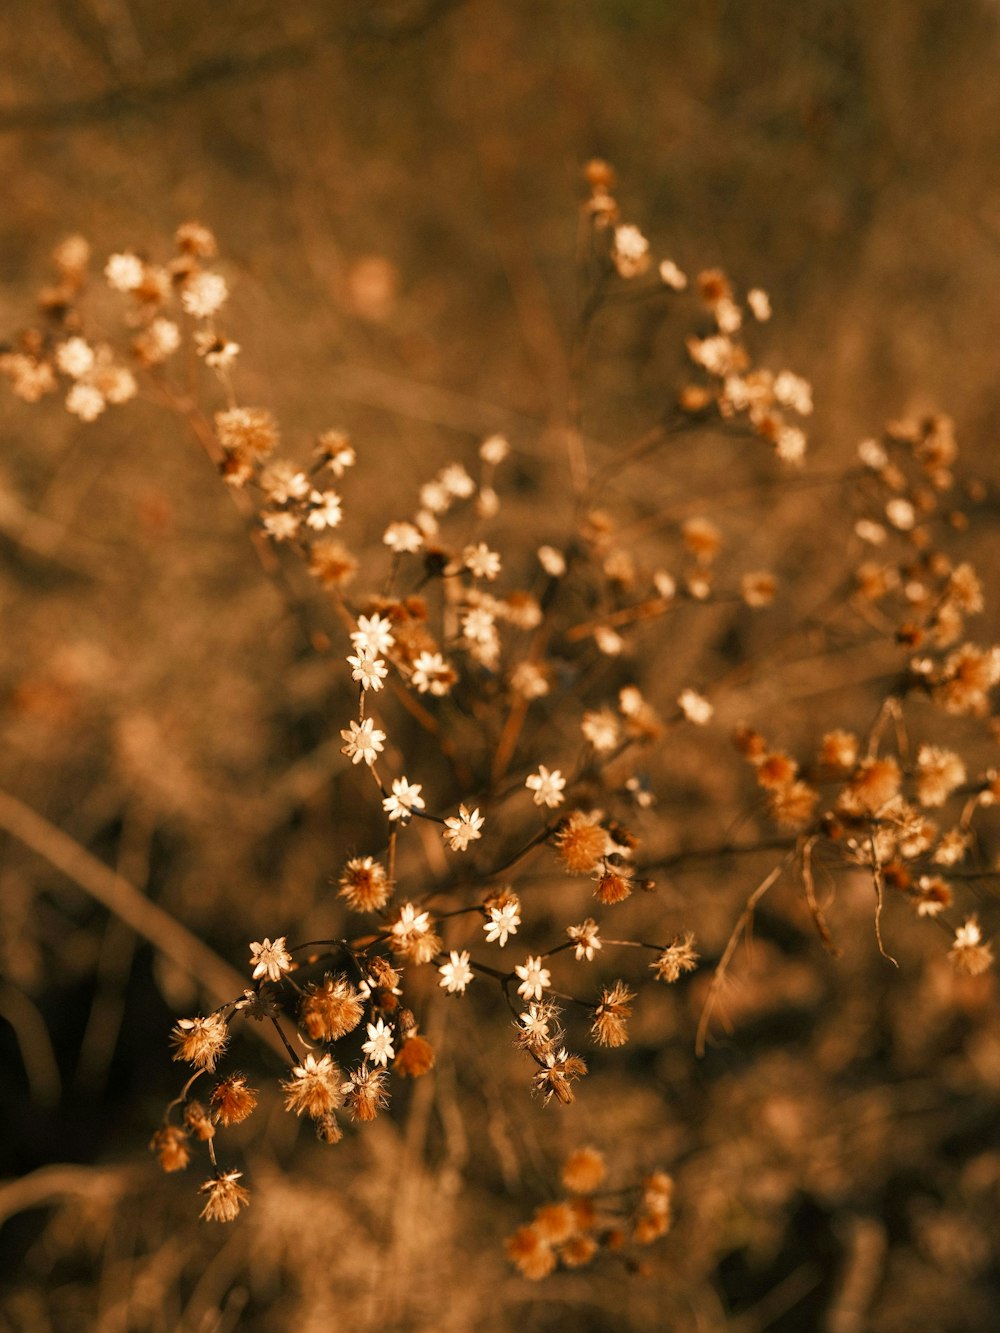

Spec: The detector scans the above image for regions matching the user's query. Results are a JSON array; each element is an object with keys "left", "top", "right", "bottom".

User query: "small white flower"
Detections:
[
  {"left": 515, "top": 955, "right": 551, "bottom": 1002},
  {"left": 613, "top": 224, "right": 649, "bottom": 278},
  {"left": 249, "top": 936, "right": 292, "bottom": 982},
  {"left": 537, "top": 545, "right": 567, "bottom": 577},
  {"left": 658, "top": 259, "right": 688, "bottom": 290},
  {"left": 306, "top": 490, "right": 343, "bottom": 531},
  {"left": 747, "top": 288, "right": 772, "bottom": 321},
  {"left": 382, "top": 776, "right": 425, "bottom": 822},
  {"left": 858, "top": 438, "right": 888, "bottom": 470},
  {"left": 348, "top": 649, "right": 388, "bottom": 693},
  {"left": 383, "top": 521, "right": 423, "bottom": 553},
  {"left": 678, "top": 689, "right": 713, "bottom": 726},
  {"left": 316, "top": 431, "right": 355, "bottom": 475},
  {"left": 181, "top": 271, "right": 228, "bottom": 319},
  {"left": 773, "top": 371, "right": 813, "bottom": 416},
  {"left": 65, "top": 383, "right": 105, "bottom": 422},
  {"left": 351, "top": 614, "right": 395, "bottom": 656},
  {"left": 581, "top": 708, "right": 619, "bottom": 753},
  {"left": 391, "top": 902, "right": 431, "bottom": 946},
  {"left": 518, "top": 1004, "right": 553, "bottom": 1043},
  {"left": 525, "top": 765, "right": 566, "bottom": 809},
  {"left": 411, "top": 650, "right": 454, "bottom": 696},
  {"left": 55, "top": 337, "right": 95, "bottom": 379},
  {"left": 484, "top": 899, "right": 521, "bottom": 947},
  {"left": 105, "top": 252, "right": 144, "bottom": 292},
  {"left": 566, "top": 919, "right": 602, "bottom": 962},
  {"left": 260, "top": 462, "right": 310, "bottom": 504},
  {"left": 479, "top": 434, "right": 509, "bottom": 465},
  {"left": 464, "top": 542, "right": 502, "bottom": 581},
  {"left": 262, "top": 510, "right": 300, "bottom": 542},
  {"left": 439, "top": 463, "right": 475, "bottom": 498},
  {"left": 462, "top": 607, "right": 496, "bottom": 644},
  {"left": 340, "top": 716, "right": 386, "bottom": 766},
  {"left": 361, "top": 1017, "right": 395, "bottom": 1067},
  {"left": 438, "top": 950, "right": 474, "bottom": 994},
  {"left": 443, "top": 805, "right": 484, "bottom": 852}
]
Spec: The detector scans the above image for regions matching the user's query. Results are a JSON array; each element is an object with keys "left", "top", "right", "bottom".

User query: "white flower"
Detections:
[
  {"left": 678, "top": 689, "right": 713, "bottom": 726},
  {"left": 391, "top": 902, "right": 432, "bottom": 948},
  {"left": 411, "top": 651, "right": 454, "bottom": 696},
  {"left": 181, "top": 271, "right": 228, "bottom": 319},
  {"left": 518, "top": 1004, "right": 553, "bottom": 1043},
  {"left": 262, "top": 510, "right": 300, "bottom": 542},
  {"left": 105, "top": 252, "right": 145, "bottom": 292},
  {"left": 361, "top": 1017, "right": 395, "bottom": 1067},
  {"left": 658, "top": 259, "right": 687, "bottom": 290},
  {"left": 581, "top": 709, "right": 619, "bottom": 753},
  {"left": 340, "top": 716, "right": 386, "bottom": 766},
  {"left": 858, "top": 438, "right": 888, "bottom": 470},
  {"left": 464, "top": 542, "right": 502, "bottom": 580},
  {"left": 383, "top": 521, "right": 423, "bottom": 553},
  {"left": 420, "top": 480, "right": 451, "bottom": 514},
  {"left": 348, "top": 649, "right": 388, "bottom": 693},
  {"left": 260, "top": 462, "right": 310, "bottom": 504},
  {"left": 443, "top": 804, "right": 484, "bottom": 851},
  {"left": 776, "top": 425, "right": 807, "bottom": 464},
  {"left": 462, "top": 607, "right": 496, "bottom": 644},
  {"left": 954, "top": 919, "right": 983, "bottom": 949},
  {"left": 773, "top": 371, "right": 813, "bottom": 416},
  {"left": 316, "top": 431, "right": 355, "bottom": 475},
  {"left": 515, "top": 955, "right": 551, "bottom": 1002},
  {"left": 306, "top": 490, "right": 343, "bottom": 531},
  {"left": 567, "top": 919, "right": 602, "bottom": 962},
  {"left": 613, "top": 224, "right": 649, "bottom": 278},
  {"left": 484, "top": 899, "right": 521, "bottom": 947},
  {"left": 438, "top": 950, "right": 474, "bottom": 994},
  {"left": 249, "top": 936, "right": 292, "bottom": 982},
  {"left": 351, "top": 614, "right": 395, "bottom": 656},
  {"left": 65, "top": 383, "right": 105, "bottom": 422},
  {"left": 479, "top": 434, "right": 509, "bottom": 465},
  {"left": 382, "top": 776, "right": 425, "bottom": 822},
  {"left": 439, "top": 464, "right": 475, "bottom": 498},
  {"left": 525, "top": 765, "right": 566, "bottom": 809},
  {"left": 55, "top": 337, "right": 95, "bottom": 379},
  {"left": 747, "top": 288, "right": 771, "bottom": 321},
  {"left": 537, "top": 545, "right": 566, "bottom": 577}
]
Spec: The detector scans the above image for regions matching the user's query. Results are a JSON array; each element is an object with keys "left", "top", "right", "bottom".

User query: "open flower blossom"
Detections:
[
  {"left": 350, "top": 614, "right": 395, "bottom": 656},
  {"left": 443, "top": 804, "right": 485, "bottom": 851},
  {"left": 347, "top": 648, "right": 388, "bottom": 692},
  {"left": 305, "top": 489, "right": 342, "bottom": 530},
  {"left": 340, "top": 716, "right": 386, "bottom": 766},
  {"left": 171, "top": 1013, "right": 229, "bottom": 1071},
  {"left": 484, "top": 898, "right": 521, "bottom": 946},
  {"left": 464, "top": 542, "right": 502, "bottom": 580},
  {"left": 249, "top": 936, "right": 292, "bottom": 983},
  {"left": 439, "top": 950, "right": 474, "bottom": 994},
  {"left": 525, "top": 765, "right": 566, "bottom": 808},
  {"left": 382, "top": 776, "right": 425, "bottom": 822},
  {"left": 361, "top": 1017, "right": 396, "bottom": 1067},
  {"left": 383, "top": 520, "right": 423, "bottom": 553},
  {"left": 411, "top": 650, "right": 455, "bottom": 696},
  {"left": 515, "top": 955, "right": 552, "bottom": 1002},
  {"left": 567, "top": 918, "right": 602, "bottom": 962}
]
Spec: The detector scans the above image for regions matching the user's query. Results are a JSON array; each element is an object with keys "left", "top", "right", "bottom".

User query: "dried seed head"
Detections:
[
  {"left": 561, "top": 1146, "right": 606, "bottom": 1195},
  {"left": 210, "top": 1074, "right": 258, "bottom": 1127},
  {"left": 300, "top": 975, "right": 365, "bottom": 1042},
  {"left": 150, "top": 1125, "right": 191, "bottom": 1173},
  {"left": 199, "top": 1170, "right": 250, "bottom": 1223}
]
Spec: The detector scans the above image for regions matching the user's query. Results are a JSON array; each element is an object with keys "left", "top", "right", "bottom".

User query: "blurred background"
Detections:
[{"left": 2, "top": 1, "right": 1000, "bottom": 1329}]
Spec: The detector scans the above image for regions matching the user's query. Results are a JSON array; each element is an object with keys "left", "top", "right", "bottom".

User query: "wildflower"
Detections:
[
  {"left": 390, "top": 902, "right": 440, "bottom": 963},
  {"left": 518, "top": 1003, "right": 557, "bottom": 1048},
  {"left": 342, "top": 1065, "right": 390, "bottom": 1121},
  {"left": 525, "top": 765, "right": 566, "bottom": 809},
  {"left": 210, "top": 1074, "right": 258, "bottom": 1126},
  {"left": 464, "top": 542, "right": 502, "bottom": 580},
  {"left": 912, "top": 876, "right": 952, "bottom": 917},
  {"left": 439, "top": 950, "right": 474, "bottom": 994},
  {"left": 195, "top": 331, "right": 240, "bottom": 369},
  {"left": 150, "top": 1125, "right": 190, "bottom": 1173},
  {"left": 948, "top": 918, "right": 994, "bottom": 976},
  {"left": 594, "top": 625, "right": 624, "bottom": 655},
  {"left": 316, "top": 430, "right": 356, "bottom": 474},
  {"left": 55, "top": 337, "right": 94, "bottom": 379},
  {"left": 567, "top": 919, "right": 602, "bottom": 962},
  {"left": 361, "top": 1017, "right": 396, "bottom": 1067},
  {"left": 348, "top": 649, "right": 388, "bottom": 693},
  {"left": 659, "top": 259, "right": 687, "bottom": 290},
  {"left": 308, "top": 539, "right": 357, "bottom": 588},
  {"left": 249, "top": 936, "right": 292, "bottom": 983},
  {"left": 742, "top": 571, "right": 777, "bottom": 608},
  {"left": 581, "top": 709, "right": 619, "bottom": 753},
  {"left": 484, "top": 897, "right": 521, "bottom": 946},
  {"left": 651, "top": 932, "right": 699, "bottom": 983},
  {"left": 65, "top": 383, "right": 105, "bottom": 422},
  {"left": 381, "top": 775, "right": 425, "bottom": 822},
  {"left": 411, "top": 650, "right": 455, "bottom": 696},
  {"left": 916, "top": 745, "right": 966, "bottom": 808},
  {"left": 199, "top": 1170, "right": 250, "bottom": 1223},
  {"left": 506, "top": 1225, "right": 557, "bottom": 1280},
  {"left": 133, "top": 317, "right": 181, "bottom": 366},
  {"left": 305, "top": 490, "right": 343, "bottom": 530},
  {"left": 562, "top": 1147, "right": 606, "bottom": 1194},
  {"left": 105, "top": 252, "right": 144, "bottom": 292},
  {"left": 282, "top": 1053, "right": 342, "bottom": 1118},
  {"left": 537, "top": 545, "right": 567, "bottom": 577},
  {"left": 170, "top": 1014, "right": 228, "bottom": 1071},
  {"left": 443, "top": 804, "right": 485, "bottom": 851},
  {"left": 510, "top": 661, "right": 549, "bottom": 699},
  {"left": 480, "top": 433, "right": 509, "bottom": 464},
  {"left": 340, "top": 716, "right": 386, "bottom": 766},
  {"left": 440, "top": 463, "right": 475, "bottom": 498},
  {"left": 338, "top": 855, "right": 392, "bottom": 912},
  {"left": 215, "top": 406, "right": 278, "bottom": 459},
  {"left": 181, "top": 271, "right": 228, "bottom": 319},
  {"left": 176, "top": 221, "right": 217, "bottom": 257},
  {"left": 591, "top": 981, "right": 635, "bottom": 1047},
  {"left": 395, "top": 1016, "right": 435, "bottom": 1077},
  {"left": 612, "top": 224, "right": 650, "bottom": 278},
  {"left": 838, "top": 757, "right": 901, "bottom": 816},
  {"left": 819, "top": 730, "right": 858, "bottom": 772},
  {"left": 184, "top": 1101, "right": 215, "bottom": 1141},
  {"left": 262, "top": 510, "right": 300, "bottom": 542},
  {"left": 462, "top": 606, "right": 496, "bottom": 645},
  {"left": 515, "top": 955, "right": 551, "bottom": 1002},
  {"left": 533, "top": 1048, "right": 587, "bottom": 1105},
  {"left": 747, "top": 288, "right": 771, "bottom": 321},
  {"left": 556, "top": 812, "right": 610, "bottom": 875},
  {"left": 678, "top": 689, "right": 713, "bottom": 725},
  {"left": 594, "top": 865, "right": 633, "bottom": 905},
  {"left": 351, "top": 613, "right": 395, "bottom": 656},
  {"left": 383, "top": 521, "right": 423, "bottom": 553},
  {"left": 299, "top": 975, "right": 365, "bottom": 1042}
]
